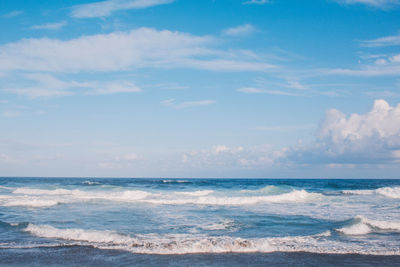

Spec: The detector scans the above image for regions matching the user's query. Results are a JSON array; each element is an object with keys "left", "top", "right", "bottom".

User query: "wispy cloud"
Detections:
[
  {"left": 1, "top": 10, "right": 23, "bottom": 18},
  {"left": 88, "top": 81, "right": 142, "bottom": 95},
  {"left": 361, "top": 33, "right": 400, "bottom": 47},
  {"left": 328, "top": 53, "right": 400, "bottom": 76},
  {"left": 0, "top": 27, "right": 275, "bottom": 73},
  {"left": 334, "top": 0, "right": 400, "bottom": 8},
  {"left": 2, "top": 111, "right": 21, "bottom": 118},
  {"left": 243, "top": 0, "right": 270, "bottom": 5},
  {"left": 222, "top": 24, "right": 255, "bottom": 37},
  {"left": 2, "top": 73, "right": 141, "bottom": 98},
  {"left": 31, "top": 21, "right": 67, "bottom": 30},
  {"left": 161, "top": 99, "right": 216, "bottom": 109},
  {"left": 237, "top": 87, "right": 304, "bottom": 96},
  {"left": 71, "top": 0, "right": 174, "bottom": 18}
]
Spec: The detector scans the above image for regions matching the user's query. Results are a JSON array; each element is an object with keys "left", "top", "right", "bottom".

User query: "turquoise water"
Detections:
[{"left": 0, "top": 178, "right": 400, "bottom": 266}]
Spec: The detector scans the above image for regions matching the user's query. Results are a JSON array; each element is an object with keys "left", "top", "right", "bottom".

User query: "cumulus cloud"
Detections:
[
  {"left": 31, "top": 21, "right": 67, "bottom": 30},
  {"left": 222, "top": 24, "right": 255, "bottom": 37},
  {"left": 71, "top": 0, "right": 174, "bottom": 18},
  {"left": 0, "top": 27, "right": 274, "bottom": 73},
  {"left": 287, "top": 99, "right": 400, "bottom": 165},
  {"left": 161, "top": 99, "right": 216, "bottom": 109}
]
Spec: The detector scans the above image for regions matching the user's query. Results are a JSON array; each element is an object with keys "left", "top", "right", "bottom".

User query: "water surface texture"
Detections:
[{"left": 1, "top": 178, "right": 400, "bottom": 266}]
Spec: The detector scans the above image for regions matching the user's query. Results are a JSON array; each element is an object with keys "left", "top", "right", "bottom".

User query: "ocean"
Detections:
[{"left": 0, "top": 178, "right": 399, "bottom": 266}]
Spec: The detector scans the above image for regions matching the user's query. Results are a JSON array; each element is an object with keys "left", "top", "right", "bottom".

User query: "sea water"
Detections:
[{"left": 0, "top": 178, "right": 399, "bottom": 266}]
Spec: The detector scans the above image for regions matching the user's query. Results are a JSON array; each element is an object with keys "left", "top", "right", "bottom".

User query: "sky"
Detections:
[{"left": 0, "top": 0, "right": 400, "bottom": 178}]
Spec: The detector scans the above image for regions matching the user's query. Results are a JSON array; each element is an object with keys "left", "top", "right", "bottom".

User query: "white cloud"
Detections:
[
  {"left": 287, "top": 99, "right": 400, "bottom": 165},
  {"left": 243, "top": 0, "right": 270, "bottom": 5},
  {"left": 1, "top": 10, "right": 23, "bottom": 18},
  {"left": 88, "top": 81, "right": 142, "bottom": 95},
  {"left": 31, "top": 21, "right": 67, "bottom": 30},
  {"left": 2, "top": 73, "right": 141, "bottom": 98},
  {"left": 2, "top": 111, "right": 21, "bottom": 118},
  {"left": 361, "top": 33, "right": 400, "bottom": 47},
  {"left": 71, "top": 0, "right": 174, "bottom": 18},
  {"left": 161, "top": 99, "right": 216, "bottom": 109},
  {"left": 181, "top": 144, "right": 282, "bottom": 170},
  {"left": 98, "top": 152, "right": 143, "bottom": 169},
  {"left": 334, "top": 0, "right": 400, "bottom": 8},
  {"left": 0, "top": 28, "right": 274, "bottom": 73},
  {"left": 237, "top": 87, "right": 303, "bottom": 96},
  {"left": 328, "top": 53, "right": 400, "bottom": 76},
  {"left": 222, "top": 24, "right": 255, "bottom": 37}
]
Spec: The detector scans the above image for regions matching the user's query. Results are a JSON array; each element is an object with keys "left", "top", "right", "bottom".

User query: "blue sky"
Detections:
[{"left": 1, "top": 0, "right": 400, "bottom": 178}]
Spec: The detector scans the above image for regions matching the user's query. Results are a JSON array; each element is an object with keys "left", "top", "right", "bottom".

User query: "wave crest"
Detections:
[
  {"left": 337, "top": 216, "right": 400, "bottom": 235},
  {"left": 341, "top": 186, "right": 400, "bottom": 199},
  {"left": 23, "top": 224, "right": 400, "bottom": 255}
]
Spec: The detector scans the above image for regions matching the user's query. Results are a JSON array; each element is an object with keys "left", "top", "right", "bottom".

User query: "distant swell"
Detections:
[{"left": 23, "top": 224, "right": 400, "bottom": 255}]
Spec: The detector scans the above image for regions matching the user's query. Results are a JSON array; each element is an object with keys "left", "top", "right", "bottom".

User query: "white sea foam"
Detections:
[
  {"left": 341, "top": 189, "right": 375, "bottom": 195},
  {"left": 3, "top": 199, "right": 60, "bottom": 208},
  {"left": 25, "top": 224, "right": 135, "bottom": 244},
  {"left": 24, "top": 224, "right": 400, "bottom": 255},
  {"left": 12, "top": 188, "right": 149, "bottom": 200},
  {"left": 375, "top": 187, "right": 400, "bottom": 199},
  {"left": 175, "top": 190, "right": 214, "bottom": 196},
  {"left": 0, "top": 185, "right": 13, "bottom": 190},
  {"left": 198, "top": 219, "right": 235, "bottom": 231},
  {"left": 0, "top": 188, "right": 150, "bottom": 207},
  {"left": 162, "top": 180, "right": 189, "bottom": 183},
  {"left": 82, "top": 181, "right": 101, "bottom": 185},
  {"left": 337, "top": 216, "right": 400, "bottom": 235},
  {"left": 341, "top": 186, "right": 400, "bottom": 199},
  {"left": 146, "top": 189, "right": 322, "bottom": 205},
  {"left": 1, "top": 187, "right": 322, "bottom": 208},
  {"left": 240, "top": 185, "right": 281, "bottom": 194}
]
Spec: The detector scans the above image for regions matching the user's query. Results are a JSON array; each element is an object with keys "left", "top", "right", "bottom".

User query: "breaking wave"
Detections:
[
  {"left": 146, "top": 189, "right": 322, "bottom": 205},
  {"left": 1, "top": 187, "right": 322, "bottom": 207},
  {"left": 23, "top": 224, "right": 399, "bottom": 255},
  {"left": 0, "top": 188, "right": 150, "bottom": 207},
  {"left": 337, "top": 216, "right": 400, "bottom": 235},
  {"left": 174, "top": 190, "right": 214, "bottom": 196},
  {"left": 341, "top": 186, "right": 400, "bottom": 199}
]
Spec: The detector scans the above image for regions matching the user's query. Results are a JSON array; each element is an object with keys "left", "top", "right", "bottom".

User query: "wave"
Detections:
[
  {"left": 146, "top": 189, "right": 323, "bottom": 205},
  {"left": 197, "top": 219, "right": 235, "bottom": 231},
  {"left": 337, "top": 216, "right": 400, "bottom": 235},
  {"left": 174, "top": 190, "right": 214, "bottom": 197},
  {"left": 82, "top": 181, "right": 101, "bottom": 185},
  {"left": 2, "top": 187, "right": 322, "bottom": 208},
  {"left": 0, "top": 188, "right": 150, "bottom": 207},
  {"left": 341, "top": 186, "right": 400, "bottom": 199},
  {"left": 162, "top": 180, "right": 189, "bottom": 183},
  {"left": 0, "top": 185, "right": 13, "bottom": 190},
  {"left": 23, "top": 224, "right": 400, "bottom": 255}
]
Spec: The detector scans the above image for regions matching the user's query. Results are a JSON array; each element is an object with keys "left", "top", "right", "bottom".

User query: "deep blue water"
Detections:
[{"left": 0, "top": 178, "right": 400, "bottom": 266}]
